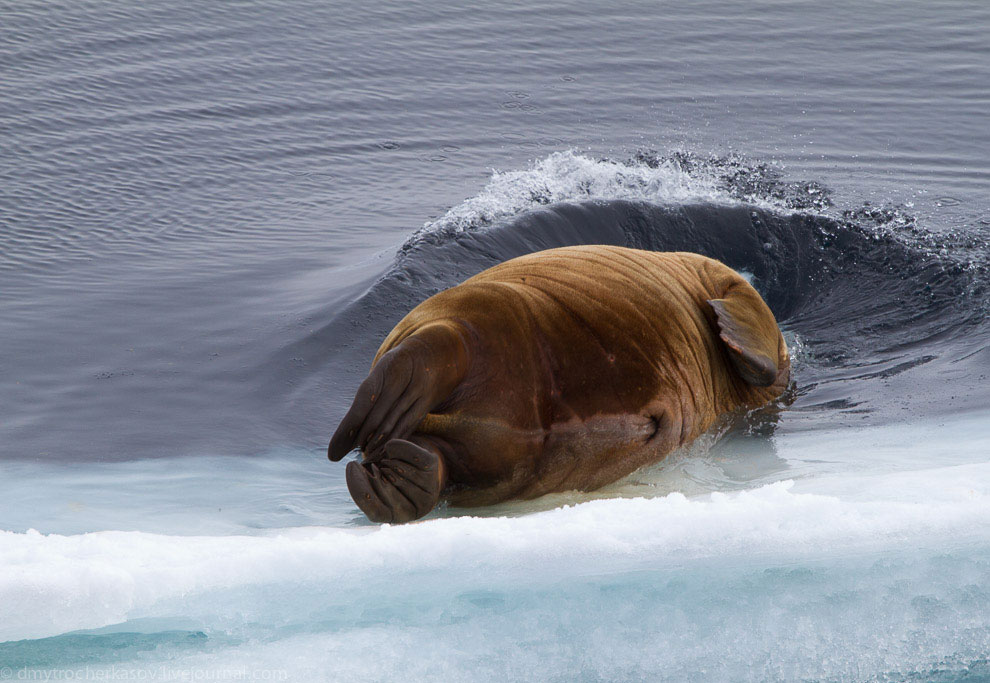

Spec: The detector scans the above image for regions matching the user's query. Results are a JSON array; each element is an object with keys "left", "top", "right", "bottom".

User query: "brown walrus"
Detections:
[{"left": 328, "top": 245, "right": 790, "bottom": 523}]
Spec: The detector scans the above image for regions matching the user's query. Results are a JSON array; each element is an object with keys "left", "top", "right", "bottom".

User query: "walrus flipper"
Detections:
[
  {"left": 328, "top": 323, "right": 468, "bottom": 462},
  {"left": 346, "top": 439, "right": 446, "bottom": 523},
  {"left": 707, "top": 286, "right": 781, "bottom": 387}
]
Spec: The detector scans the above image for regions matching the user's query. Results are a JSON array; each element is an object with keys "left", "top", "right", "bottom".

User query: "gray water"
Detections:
[{"left": 2, "top": 1, "right": 990, "bottom": 680}]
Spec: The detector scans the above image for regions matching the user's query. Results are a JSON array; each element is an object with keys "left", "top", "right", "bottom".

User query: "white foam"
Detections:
[{"left": 415, "top": 150, "right": 788, "bottom": 238}]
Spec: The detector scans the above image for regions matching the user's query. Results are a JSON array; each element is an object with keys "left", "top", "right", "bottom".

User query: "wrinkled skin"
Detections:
[{"left": 329, "top": 246, "right": 790, "bottom": 523}]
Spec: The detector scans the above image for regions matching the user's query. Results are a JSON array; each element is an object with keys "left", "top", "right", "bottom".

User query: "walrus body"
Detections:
[{"left": 329, "top": 245, "right": 790, "bottom": 523}]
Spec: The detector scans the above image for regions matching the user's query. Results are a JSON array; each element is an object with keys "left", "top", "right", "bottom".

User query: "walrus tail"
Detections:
[
  {"left": 707, "top": 282, "right": 787, "bottom": 387},
  {"left": 328, "top": 322, "right": 469, "bottom": 522}
]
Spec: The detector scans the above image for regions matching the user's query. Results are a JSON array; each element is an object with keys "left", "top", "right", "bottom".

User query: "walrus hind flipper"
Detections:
[
  {"left": 328, "top": 323, "right": 468, "bottom": 463},
  {"left": 346, "top": 439, "right": 445, "bottom": 523},
  {"left": 707, "top": 292, "right": 780, "bottom": 387}
]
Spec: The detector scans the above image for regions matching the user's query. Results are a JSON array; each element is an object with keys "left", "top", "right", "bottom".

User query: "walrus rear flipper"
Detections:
[
  {"left": 708, "top": 285, "right": 782, "bottom": 387},
  {"left": 328, "top": 322, "right": 469, "bottom": 462},
  {"left": 345, "top": 438, "right": 446, "bottom": 523},
  {"left": 329, "top": 322, "right": 467, "bottom": 522}
]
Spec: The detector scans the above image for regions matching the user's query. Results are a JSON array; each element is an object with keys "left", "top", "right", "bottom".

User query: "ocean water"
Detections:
[{"left": 2, "top": 1, "right": 990, "bottom": 680}]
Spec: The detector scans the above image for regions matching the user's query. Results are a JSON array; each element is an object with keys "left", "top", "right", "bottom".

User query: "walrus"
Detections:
[{"left": 328, "top": 245, "right": 790, "bottom": 523}]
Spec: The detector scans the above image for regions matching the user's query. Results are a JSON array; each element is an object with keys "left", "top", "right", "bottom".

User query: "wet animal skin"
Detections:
[{"left": 329, "top": 245, "right": 789, "bottom": 523}]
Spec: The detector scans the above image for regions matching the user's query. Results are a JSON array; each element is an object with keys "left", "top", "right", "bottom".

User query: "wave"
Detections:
[
  {"left": 404, "top": 150, "right": 829, "bottom": 244},
  {"left": 279, "top": 151, "right": 989, "bottom": 437}
]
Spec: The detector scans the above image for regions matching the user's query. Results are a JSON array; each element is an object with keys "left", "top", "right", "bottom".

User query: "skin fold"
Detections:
[{"left": 329, "top": 245, "right": 790, "bottom": 523}]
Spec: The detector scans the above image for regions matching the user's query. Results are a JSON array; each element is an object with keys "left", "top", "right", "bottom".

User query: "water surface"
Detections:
[{"left": 2, "top": 1, "right": 990, "bottom": 680}]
